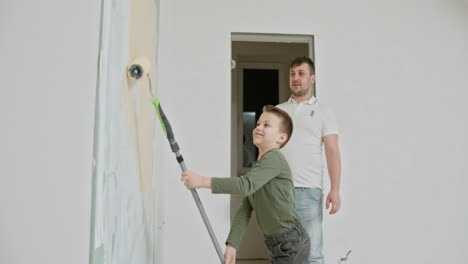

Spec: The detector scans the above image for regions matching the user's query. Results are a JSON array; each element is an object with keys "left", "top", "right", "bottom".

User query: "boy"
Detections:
[{"left": 181, "top": 105, "right": 311, "bottom": 264}]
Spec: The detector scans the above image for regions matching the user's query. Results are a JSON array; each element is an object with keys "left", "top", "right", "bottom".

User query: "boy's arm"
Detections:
[
  {"left": 225, "top": 197, "right": 253, "bottom": 249},
  {"left": 211, "top": 151, "right": 281, "bottom": 196},
  {"left": 181, "top": 151, "right": 282, "bottom": 196},
  {"left": 181, "top": 152, "right": 284, "bottom": 196}
]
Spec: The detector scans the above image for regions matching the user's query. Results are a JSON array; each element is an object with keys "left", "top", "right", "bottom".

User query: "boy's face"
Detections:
[{"left": 253, "top": 112, "right": 287, "bottom": 149}]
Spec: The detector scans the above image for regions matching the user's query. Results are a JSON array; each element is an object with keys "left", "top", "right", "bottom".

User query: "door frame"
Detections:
[{"left": 230, "top": 33, "right": 315, "bottom": 260}]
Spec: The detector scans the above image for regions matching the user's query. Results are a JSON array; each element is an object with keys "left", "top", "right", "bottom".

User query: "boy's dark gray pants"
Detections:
[{"left": 264, "top": 222, "right": 311, "bottom": 264}]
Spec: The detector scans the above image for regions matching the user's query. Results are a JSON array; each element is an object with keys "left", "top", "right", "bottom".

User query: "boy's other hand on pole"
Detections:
[{"left": 224, "top": 243, "right": 236, "bottom": 264}]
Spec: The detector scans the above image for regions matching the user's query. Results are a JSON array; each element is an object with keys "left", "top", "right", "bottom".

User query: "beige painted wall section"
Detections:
[{"left": 127, "top": 0, "right": 158, "bottom": 217}]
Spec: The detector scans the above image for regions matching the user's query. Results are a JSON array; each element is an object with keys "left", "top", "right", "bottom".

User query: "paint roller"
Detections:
[
  {"left": 127, "top": 56, "right": 151, "bottom": 81},
  {"left": 126, "top": 57, "right": 224, "bottom": 263}
]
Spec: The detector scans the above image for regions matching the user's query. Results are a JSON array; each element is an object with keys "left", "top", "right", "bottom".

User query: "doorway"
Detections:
[{"left": 231, "top": 33, "right": 314, "bottom": 262}]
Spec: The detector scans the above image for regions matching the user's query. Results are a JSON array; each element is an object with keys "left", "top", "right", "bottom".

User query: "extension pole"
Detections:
[
  {"left": 153, "top": 99, "right": 224, "bottom": 264},
  {"left": 126, "top": 60, "right": 224, "bottom": 263}
]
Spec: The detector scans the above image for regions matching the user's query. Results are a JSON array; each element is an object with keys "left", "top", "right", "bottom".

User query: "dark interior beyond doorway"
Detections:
[{"left": 242, "top": 68, "right": 279, "bottom": 167}]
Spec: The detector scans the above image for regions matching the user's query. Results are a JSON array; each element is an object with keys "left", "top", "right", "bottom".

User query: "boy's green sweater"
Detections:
[{"left": 211, "top": 148, "right": 299, "bottom": 249}]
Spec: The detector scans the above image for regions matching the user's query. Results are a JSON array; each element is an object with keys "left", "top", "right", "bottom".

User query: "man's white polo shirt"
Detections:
[{"left": 277, "top": 97, "right": 339, "bottom": 189}]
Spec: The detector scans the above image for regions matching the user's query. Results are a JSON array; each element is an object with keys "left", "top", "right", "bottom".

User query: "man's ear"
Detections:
[{"left": 310, "top": 74, "right": 316, "bottom": 84}]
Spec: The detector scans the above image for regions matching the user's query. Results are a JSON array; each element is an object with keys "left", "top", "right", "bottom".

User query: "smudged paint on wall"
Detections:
[{"left": 90, "top": 0, "right": 160, "bottom": 263}]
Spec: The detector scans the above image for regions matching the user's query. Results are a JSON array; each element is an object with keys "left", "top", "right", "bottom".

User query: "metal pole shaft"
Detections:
[
  {"left": 177, "top": 156, "right": 224, "bottom": 263},
  {"left": 154, "top": 101, "right": 224, "bottom": 263}
]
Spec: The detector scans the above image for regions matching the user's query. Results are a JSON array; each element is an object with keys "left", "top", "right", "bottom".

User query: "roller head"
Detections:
[
  {"left": 127, "top": 56, "right": 151, "bottom": 80},
  {"left": 128, "top": 64, "right": 144, "bottom": 79}
]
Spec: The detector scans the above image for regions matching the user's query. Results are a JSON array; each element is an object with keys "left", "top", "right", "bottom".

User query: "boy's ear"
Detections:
[{"left": 277, "top": 133, "right": 288, "bottom": 145}]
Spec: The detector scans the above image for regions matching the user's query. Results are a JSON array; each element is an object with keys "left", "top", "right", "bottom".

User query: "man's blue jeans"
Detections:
[{"left": 295, "top": 187, "right": 324, "bottom": 264}]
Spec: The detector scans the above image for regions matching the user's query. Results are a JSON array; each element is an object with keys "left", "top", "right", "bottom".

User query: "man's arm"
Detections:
[{"left": 323, "top": 134, "right": 341, "bottom": 214}]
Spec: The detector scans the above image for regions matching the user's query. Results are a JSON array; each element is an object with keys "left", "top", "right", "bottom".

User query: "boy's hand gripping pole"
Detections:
[{"left": 153, "top": 98, "right": 224, "bottom": 264}]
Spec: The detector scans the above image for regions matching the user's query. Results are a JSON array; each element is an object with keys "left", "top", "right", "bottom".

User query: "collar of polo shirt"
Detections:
[{"left": 287, "top": 96, "right": 317, "bottom": 105}]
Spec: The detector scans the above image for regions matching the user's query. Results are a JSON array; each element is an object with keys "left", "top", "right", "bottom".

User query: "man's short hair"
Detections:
[
  {"left": 290, "top": 56, "right": 315, "bottom": 75},
  {"left": 262, "top": 105, "right": 293, "bottom": 148}
]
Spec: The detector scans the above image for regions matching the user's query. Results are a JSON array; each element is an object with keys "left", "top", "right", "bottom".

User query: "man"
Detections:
[{"left": 277, "top": 56, "right": 342, "bottom": 264}]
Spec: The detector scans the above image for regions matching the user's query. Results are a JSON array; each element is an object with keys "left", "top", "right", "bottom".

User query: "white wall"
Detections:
[
  {"left": 0, "top": 0, "right": 100, "bottom": 263},
  {"left": 1, "top": 0, "right": 467, "bottom": 264},
  {"left": 157, "top": 0, "right": 468, "bottom": 263},
  {"left": 316, "top": 3, "right": 468, "bottom": 263}
]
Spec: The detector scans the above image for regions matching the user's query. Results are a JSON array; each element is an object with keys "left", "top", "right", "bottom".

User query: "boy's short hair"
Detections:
[
  {"left": 290, "top": 56, "right": 315, "bottom": 75},
  {"left": 262, "top": 105, "right": 293, "bottom": 148}
]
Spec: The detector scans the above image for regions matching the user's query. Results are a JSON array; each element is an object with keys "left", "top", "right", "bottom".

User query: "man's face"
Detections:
[{"left": 289, "top": 63, "right": 315, "bottom": 97}]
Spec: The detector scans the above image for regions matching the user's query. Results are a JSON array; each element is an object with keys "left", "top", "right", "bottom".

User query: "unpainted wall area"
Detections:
[
  {"left": 0, "top": 0, "right": 100, "bottom": 263},
  {"left": 158, "top": 0, "right": 468, "bottom": 263}
]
